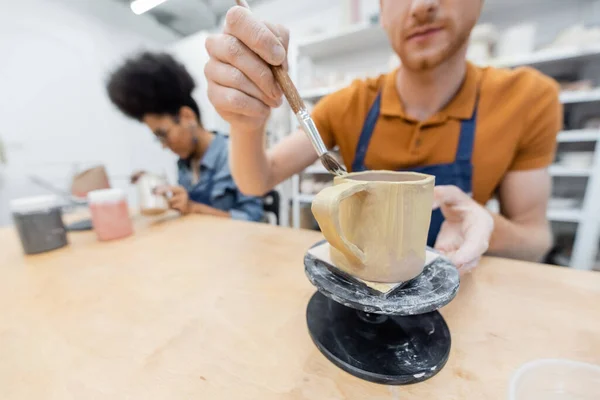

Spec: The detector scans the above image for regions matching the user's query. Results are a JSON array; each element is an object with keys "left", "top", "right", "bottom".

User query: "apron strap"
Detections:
[
  {"left": 351, "top": 92, "right": 382, "bottom": 172},
  {"left": 455, "top": 103, "right": 478, "bottom": 162}
]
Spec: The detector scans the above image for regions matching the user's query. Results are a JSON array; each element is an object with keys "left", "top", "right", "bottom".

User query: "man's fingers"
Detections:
[
  {"left": 452, "top": 234, "right": 488, "bottom": 268},
  {"left": 205, "top": 33, "right": 282, "bottom": 100},
  {"left": 204, "top": 59, "right": 281, "bottom": 108},
  {"left": 207, "top": 81, "right": 271, "bottom": 118},
  {"left": 435, "top": 186, "right": 473, "bottom": 222},
  {"left": 263, "top": 21, "right": 290, "bottom": 70},
  {"left": 432, "top": 185, "right": 492, "bottom": 272},
  {"left": 433, "top": 221, "right": 460, "bottom": 253},
  {"left": 458, "top": 258, "right": 480, "bottom": 275},
  {"left": 452, "top": 213, "right": 493, "bottom": 267},
  {"left": 434, "top": 185, "right": 469, "bottom": 206},
  {"left": 223, "top": 6, "right": 286, "bottom": 66},
  {"left": 263, "top": 22, "right": 289, "bottom": 50}
]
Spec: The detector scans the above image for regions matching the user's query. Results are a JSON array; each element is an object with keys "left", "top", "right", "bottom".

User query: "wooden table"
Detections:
[{"left": 1, "top": 214, "right": 599, "bottom": 399}]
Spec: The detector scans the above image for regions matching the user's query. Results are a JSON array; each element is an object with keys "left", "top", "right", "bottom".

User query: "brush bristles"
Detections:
[{"left": 320, "top": 153, "right": 347, "bottom": 176}]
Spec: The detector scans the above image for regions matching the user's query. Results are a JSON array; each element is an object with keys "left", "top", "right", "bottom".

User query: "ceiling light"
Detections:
[{"left": 130, "top": 0, "right": 170, "bottom": 15}]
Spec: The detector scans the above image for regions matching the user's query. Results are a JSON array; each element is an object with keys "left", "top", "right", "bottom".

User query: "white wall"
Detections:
[
  {"left": 227, "top": 0, "right": 354, "bottom": 38},
  {"left": 0, "top": 0, "right": 180, "bottom": 225},
  {"left": 168, "top": 32, "right": 231, "bottom": 134}
]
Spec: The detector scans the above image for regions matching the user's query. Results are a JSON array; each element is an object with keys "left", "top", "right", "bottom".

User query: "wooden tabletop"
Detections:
[{"left": 0, "top": 214, "right": 599, "bottom": 399}]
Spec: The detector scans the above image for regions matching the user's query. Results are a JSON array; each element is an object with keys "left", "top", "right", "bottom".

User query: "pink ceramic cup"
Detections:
[{"left": 88, "top": 188, "right": 133, "bottom": 241}]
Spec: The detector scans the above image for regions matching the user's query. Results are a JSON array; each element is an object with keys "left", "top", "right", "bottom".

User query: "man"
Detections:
[
  {"left": 106, "top": 51, "right": 264, "bottom": 222},
  {"left": 204, "top": 0, "right": 561, "bottom": 272}
]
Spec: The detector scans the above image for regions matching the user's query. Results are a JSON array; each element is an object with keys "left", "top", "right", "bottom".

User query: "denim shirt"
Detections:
[{"left": 177, "top": 133, "right": 264, "bottom": 222}]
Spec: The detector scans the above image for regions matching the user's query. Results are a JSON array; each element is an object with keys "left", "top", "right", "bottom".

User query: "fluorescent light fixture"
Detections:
[{"left": 130, "top": 0, "right": 169, "bottom": 15}]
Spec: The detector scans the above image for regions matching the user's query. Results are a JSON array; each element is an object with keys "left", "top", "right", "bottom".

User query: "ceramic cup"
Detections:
[
  {"left": 311, "top": 171, "right": 434, "bottom": 283},
  {"left": 136, "top": 173, "right": 169, "bottom": 216},
  {"left": 88, "top": 188, "right": 133, "bottom": 241},
  {"left": 10, "top": 195, "right": 68, "bottom": 255}
]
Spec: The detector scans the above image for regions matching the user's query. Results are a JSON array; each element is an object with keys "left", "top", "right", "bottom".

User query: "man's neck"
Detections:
[{"left": 396, "top": 49, "right": 468, "bottom": 121}]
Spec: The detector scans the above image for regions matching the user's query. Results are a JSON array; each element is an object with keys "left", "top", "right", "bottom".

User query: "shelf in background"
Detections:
[
  {"left": 487, "top": 45, "right": 600, "bottom": 69},
  {"left": 297, "top": 21, "right": 600, "bottom": 68},
  {"left": 302, "top": 88, "right": 600, "bottom": 106},
  {"left": 297, "top": 193, "right": 315, "bottom": 203},
  {"left": 297, "top": 24, "right": 388, "bottom": 59},
  {"left": 549, "top": 165, "right": 592, "bottom": 177},
  {"left": 557, "top": 130, "right": 600, "bottom": 142},
  {"left": 560, "top": 88, "right": 600, "bottom": 104},
  {"left": 547, "top": 208, "right": 583, "bottom": 223}
]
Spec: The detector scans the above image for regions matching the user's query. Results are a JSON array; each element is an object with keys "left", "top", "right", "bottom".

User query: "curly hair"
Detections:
[{"left": 106, "top": 51, "right": 201, "bottom": 124}]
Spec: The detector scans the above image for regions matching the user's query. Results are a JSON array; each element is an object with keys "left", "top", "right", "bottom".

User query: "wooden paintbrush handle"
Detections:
[
  {"left": 270, "top": 65, "right": 304, "bottom": 114},
  {"left": 234, "top": 0, "right": 305, "bottom": 114}
]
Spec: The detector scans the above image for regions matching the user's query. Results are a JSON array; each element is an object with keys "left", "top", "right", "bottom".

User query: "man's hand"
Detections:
[
  {"left": 433, "top": 185, "right": 494, "bottom": 274},
  {"left": 155, "top": 185, "right": 191, "bottom": 215},
  {"left": 204, "top": 6, "right": 289, "bottom": 134}
]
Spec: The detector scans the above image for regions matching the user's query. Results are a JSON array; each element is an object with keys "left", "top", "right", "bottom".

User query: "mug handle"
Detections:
[{"left": 311, "top": 181, "right": 369, "bottom": 265}]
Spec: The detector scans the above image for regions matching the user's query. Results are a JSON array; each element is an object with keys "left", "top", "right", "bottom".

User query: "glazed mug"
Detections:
[
  {"left": 136, "top": 173, "right": 169, "bottom": 216},
  {"left": 311, "top": 171, "right": 435, "bottom": 283}
]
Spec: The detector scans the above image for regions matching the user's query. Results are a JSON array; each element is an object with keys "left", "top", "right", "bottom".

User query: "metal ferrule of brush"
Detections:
[{"left": 296, "top": 109, "right": 327, "bottom": 156}]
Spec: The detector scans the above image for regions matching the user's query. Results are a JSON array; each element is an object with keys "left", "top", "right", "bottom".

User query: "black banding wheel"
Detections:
[
  {"left": 304, "top": 241, "right": 458, "bottom": 385},
  {"left": 306, "top": 292, "right": 451, "bottom": 385},
  {"left": 304, "top": 241, "right": 460, "bottom": 315}
]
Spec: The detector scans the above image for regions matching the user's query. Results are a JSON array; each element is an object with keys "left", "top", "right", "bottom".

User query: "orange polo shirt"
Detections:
[{"left": 311, "top": 62, "right": 562, "bottom": 205}]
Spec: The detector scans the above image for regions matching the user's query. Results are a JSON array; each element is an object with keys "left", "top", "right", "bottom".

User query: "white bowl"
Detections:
[{"left": 509, "top": 359, "right": 600, "bottom": 400}]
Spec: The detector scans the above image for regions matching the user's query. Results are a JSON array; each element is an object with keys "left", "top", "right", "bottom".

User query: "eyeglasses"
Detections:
[
  {"left": 153, "top": 117, "right": 179, "bottom": 144},
  {"left": 153, "top": 129, "right": 169, "bottom": 144}
]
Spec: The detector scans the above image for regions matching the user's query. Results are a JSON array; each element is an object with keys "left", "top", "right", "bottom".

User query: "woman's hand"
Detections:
[
  {"left": 155, "top": 185, "right": 191, "bottom": 215},
  {"left": 433, "top": 185, "right": 495, "bottom": 274}
]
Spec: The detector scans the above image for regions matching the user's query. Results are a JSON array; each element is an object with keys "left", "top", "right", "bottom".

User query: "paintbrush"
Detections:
[{"left": 234, "top": 0, "right": 347, "bottom": 177}]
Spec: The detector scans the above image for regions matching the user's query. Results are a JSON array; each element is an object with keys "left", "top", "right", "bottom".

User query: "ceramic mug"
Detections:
[
  {"left": 136, "top": 173, "right": 169, "bottom": 216},
  {"left": 311, "top": 171, "right": 435, "bottom": 283}
]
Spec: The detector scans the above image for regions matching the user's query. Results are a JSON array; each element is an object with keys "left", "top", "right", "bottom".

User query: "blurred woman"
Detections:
[{"left": 106, "top": 52, "right": 264, "bottom": 222}]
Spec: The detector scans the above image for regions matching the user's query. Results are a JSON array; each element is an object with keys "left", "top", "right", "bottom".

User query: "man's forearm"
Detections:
[
  {"left": 487, "top": 212, "right": 553, "bottom": 262},
  {"left": 189, "top": 202, "right": 231, "bottom": 218},
  {"left": 229, "top": 126, "right": 275, "bottom": 196}
]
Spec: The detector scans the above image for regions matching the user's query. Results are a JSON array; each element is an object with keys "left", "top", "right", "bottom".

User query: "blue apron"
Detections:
[{"left": 351, "top": 92, "right": 477, "bottom": 247}]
